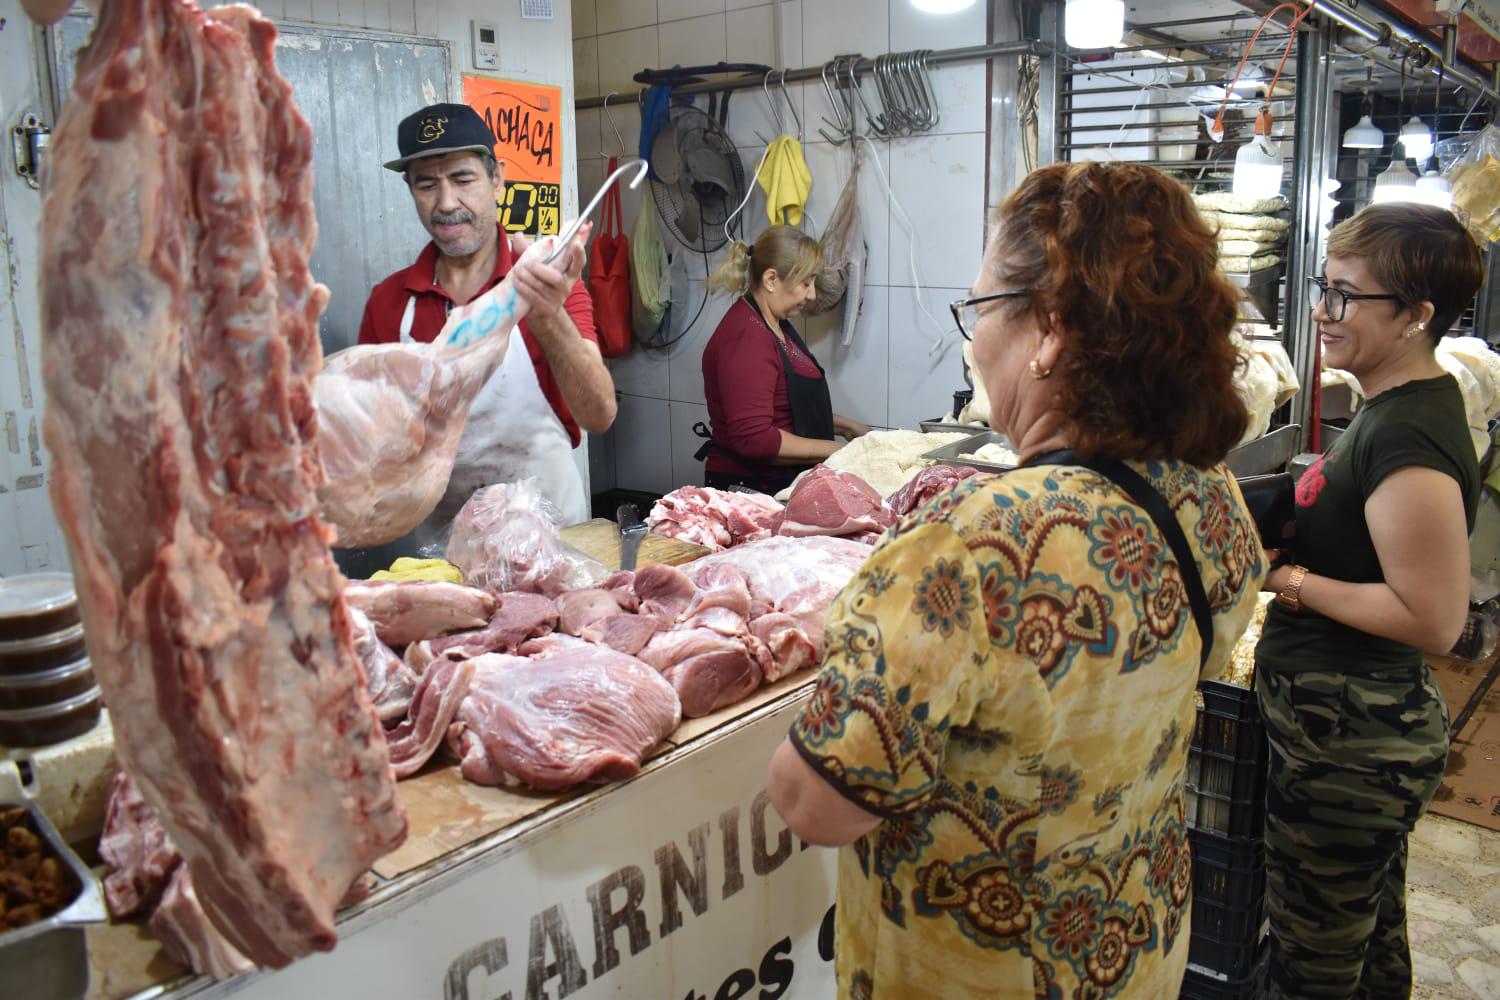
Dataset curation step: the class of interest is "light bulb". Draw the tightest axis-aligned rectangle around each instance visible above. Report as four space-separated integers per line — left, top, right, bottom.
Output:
1233 135 1283 200
911 0 978 11
1341 114 1384 150
1371 158 1419 204
1398 117 1434 162
1414 169 1453 210
1065 0 1125 49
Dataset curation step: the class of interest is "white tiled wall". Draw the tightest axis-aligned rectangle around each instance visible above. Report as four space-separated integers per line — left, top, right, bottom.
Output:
576 0 987 497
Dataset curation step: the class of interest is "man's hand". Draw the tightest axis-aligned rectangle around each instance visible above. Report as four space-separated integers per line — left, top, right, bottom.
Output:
510 222 591 325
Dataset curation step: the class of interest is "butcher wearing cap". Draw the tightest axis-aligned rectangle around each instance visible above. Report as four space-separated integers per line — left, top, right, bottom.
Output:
359 102 615 531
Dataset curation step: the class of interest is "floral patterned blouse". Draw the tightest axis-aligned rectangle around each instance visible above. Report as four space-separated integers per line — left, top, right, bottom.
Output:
790 460 1265 998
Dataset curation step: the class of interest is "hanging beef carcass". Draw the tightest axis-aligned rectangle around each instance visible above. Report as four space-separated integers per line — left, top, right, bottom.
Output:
40 0 403 967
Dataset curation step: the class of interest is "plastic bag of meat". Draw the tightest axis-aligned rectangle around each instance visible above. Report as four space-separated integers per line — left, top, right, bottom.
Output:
444 480 608 594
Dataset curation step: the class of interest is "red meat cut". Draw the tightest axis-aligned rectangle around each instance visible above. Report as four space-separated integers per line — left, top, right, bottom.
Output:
447 649 682 790
777 466 897 540
886 464 978 516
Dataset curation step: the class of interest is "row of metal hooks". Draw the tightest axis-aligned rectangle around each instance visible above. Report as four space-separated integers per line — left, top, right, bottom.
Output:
819 50 941 143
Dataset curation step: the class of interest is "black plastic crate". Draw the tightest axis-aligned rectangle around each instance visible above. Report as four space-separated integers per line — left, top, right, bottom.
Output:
1181 962 1262 1000
1187 831 1267 982
1185 680 1268 839
1190 829 1265 908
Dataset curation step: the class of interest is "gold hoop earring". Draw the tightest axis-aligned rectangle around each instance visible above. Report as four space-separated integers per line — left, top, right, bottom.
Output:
1029 360 1052 380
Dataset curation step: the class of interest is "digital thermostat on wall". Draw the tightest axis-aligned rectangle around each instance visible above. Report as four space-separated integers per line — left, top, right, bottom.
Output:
520 0 554 18
471 20 500 70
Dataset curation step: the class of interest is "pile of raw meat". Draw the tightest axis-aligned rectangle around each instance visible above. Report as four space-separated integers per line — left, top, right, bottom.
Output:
647 463 979 551
43 0 401 975
645 486 783 551
341 533 872 792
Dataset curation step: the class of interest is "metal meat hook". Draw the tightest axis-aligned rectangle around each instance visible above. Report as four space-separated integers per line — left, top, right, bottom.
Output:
542 158 650 265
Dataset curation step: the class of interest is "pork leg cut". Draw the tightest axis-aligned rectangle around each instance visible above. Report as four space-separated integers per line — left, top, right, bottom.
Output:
40 0 403 966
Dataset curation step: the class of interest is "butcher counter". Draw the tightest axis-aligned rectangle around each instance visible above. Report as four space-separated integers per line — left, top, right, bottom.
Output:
74 519 843 1000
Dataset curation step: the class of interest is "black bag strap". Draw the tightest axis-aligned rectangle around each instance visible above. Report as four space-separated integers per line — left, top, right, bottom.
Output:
1028 450 1215 669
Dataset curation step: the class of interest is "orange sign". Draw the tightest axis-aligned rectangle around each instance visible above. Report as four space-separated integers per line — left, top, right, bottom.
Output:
463 75 563 236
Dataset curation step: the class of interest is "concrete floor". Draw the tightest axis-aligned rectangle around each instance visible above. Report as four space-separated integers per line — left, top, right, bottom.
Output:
1409 813 1500 998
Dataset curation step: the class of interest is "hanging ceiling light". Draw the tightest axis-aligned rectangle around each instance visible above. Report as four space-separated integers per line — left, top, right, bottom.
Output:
1342 115 1384 149
1343 65 1383 150
1371 158 1419 203
1398 116 1435 161
1065 0 1125 49
1415 169 1454 209
910 0 978 12
1233 120 1284 200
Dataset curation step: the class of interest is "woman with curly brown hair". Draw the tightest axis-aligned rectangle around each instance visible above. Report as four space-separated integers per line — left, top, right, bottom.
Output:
766 162 1267 997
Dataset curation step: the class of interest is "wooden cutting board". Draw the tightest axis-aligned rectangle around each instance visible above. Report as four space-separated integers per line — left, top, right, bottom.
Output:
559 518 709 571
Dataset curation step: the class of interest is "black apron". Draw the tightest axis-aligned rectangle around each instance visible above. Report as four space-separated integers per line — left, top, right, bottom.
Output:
696 296 836 495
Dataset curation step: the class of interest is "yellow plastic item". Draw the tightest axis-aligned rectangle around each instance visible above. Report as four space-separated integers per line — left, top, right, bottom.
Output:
757 136 812 226
369 557 464 584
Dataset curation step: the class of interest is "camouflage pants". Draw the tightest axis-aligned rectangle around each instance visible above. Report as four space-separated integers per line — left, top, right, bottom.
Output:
1255 665 1449 999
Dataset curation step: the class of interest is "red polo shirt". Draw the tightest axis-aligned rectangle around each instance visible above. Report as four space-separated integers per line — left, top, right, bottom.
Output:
356 227 598 447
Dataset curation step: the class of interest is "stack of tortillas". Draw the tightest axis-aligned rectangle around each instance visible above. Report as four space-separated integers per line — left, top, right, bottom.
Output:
1194 191 1289 274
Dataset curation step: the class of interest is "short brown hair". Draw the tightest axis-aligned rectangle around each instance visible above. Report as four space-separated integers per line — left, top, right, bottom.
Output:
991 163 1248 467
1325 203 1483 339
706 225 821 295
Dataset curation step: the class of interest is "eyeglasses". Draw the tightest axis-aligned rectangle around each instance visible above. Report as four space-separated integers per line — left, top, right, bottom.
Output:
1306 276 1404 323
949 290 1028 341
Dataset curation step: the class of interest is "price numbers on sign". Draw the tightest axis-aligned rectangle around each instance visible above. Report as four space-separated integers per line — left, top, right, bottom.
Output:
501 182 561 236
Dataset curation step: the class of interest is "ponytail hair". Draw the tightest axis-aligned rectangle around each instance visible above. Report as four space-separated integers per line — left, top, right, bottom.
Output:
706 225 821 296
706 240 753 294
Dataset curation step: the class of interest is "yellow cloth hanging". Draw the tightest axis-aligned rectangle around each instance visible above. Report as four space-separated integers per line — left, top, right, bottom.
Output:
370 557 465 584
757 136 812 226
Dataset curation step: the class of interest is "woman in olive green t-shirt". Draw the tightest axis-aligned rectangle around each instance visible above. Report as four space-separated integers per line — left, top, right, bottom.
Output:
1255 204 1483 999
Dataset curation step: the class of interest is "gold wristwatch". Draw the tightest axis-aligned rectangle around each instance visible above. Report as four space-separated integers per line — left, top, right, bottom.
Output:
1276 565 1309 612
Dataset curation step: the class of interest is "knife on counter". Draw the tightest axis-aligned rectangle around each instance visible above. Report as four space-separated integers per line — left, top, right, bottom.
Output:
617 504 648 571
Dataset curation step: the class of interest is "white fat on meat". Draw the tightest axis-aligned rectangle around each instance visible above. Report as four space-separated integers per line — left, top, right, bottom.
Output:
446 649 681 790
385 658 476 779
349 608 418 724
344 580 497 647
40 0 403 967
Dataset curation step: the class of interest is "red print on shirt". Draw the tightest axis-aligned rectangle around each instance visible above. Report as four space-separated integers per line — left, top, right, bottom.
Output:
1296 454 1327 508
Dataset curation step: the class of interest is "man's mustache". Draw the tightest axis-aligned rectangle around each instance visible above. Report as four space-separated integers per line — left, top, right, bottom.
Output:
431 209 476 227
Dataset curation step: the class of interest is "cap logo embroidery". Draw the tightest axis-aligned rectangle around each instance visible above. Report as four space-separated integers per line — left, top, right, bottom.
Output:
417 115 448 143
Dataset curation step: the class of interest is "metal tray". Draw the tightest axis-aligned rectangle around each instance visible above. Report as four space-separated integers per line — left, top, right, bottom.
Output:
921 430 1019 475
0 799 106 1000
1226 424 1301 477
919 417 989 435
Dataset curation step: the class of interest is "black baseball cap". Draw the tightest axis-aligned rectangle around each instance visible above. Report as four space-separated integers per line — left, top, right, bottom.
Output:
383 103 497 172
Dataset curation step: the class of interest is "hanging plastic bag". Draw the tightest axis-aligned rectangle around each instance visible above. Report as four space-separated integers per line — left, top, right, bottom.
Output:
588 156 634 357
1444 123 1500 244
806 151 864 316
630 193 670 343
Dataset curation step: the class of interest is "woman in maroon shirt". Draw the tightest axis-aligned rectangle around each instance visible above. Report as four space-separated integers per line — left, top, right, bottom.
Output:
698 226 870 493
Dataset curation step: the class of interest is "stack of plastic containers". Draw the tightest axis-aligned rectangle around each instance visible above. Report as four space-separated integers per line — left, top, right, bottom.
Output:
0 575 100 748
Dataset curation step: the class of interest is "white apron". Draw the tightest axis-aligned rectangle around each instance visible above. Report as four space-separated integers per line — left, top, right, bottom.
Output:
401 296 589 541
